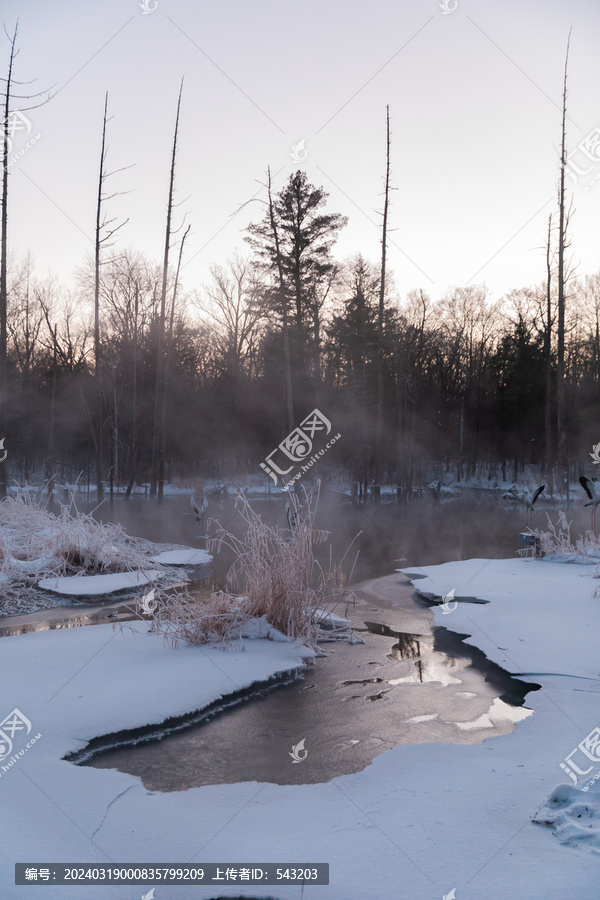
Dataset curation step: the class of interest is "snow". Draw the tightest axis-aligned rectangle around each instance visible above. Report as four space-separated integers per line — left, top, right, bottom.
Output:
150 548 212 566
400 556 600 862
8 555 54 574
1 555 598 898
533 781 600 853
37 570 165 596
239 614 291 642
314 608 352 626
399 557 598 677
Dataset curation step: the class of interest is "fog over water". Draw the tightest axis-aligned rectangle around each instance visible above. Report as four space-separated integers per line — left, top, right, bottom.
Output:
80 489 595 585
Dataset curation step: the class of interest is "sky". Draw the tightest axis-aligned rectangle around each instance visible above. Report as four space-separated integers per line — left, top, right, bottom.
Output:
2 0 600 304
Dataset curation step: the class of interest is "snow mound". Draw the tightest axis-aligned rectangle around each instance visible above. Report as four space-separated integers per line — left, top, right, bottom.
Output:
38 570 164 596
8 555 54 574
240 614 291 642
533 781 600 854
150 547 212 566
315 608 352 626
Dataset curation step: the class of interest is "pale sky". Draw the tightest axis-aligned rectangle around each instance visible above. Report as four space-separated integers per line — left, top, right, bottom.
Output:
2 0 600 303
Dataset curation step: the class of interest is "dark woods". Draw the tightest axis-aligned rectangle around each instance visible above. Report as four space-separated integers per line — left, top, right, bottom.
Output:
0 30 592 496
3 166 599 494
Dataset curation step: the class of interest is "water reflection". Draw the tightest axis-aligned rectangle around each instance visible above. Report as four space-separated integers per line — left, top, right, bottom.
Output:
80 610 538 790
452 696 533 730
363 621 462 685
362 622 424 660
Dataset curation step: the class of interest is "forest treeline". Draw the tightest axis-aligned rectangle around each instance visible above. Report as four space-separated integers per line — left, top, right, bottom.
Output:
3 167 600 494
1 24 589 498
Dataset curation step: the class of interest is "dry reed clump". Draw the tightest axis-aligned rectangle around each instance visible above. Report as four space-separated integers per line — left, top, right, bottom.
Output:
152 487 361 648
527 511 600 560
149 585 253 648
0 495 158 596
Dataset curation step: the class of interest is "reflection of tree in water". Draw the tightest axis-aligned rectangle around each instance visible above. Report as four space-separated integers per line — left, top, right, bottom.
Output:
403 650 459 685
388 633 423 660
364 622 425 660
364 622 462 685
415 658 423 683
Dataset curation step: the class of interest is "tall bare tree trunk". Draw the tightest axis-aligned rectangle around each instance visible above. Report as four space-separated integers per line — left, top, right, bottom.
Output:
109 382 118 502
458 372 468 482
94 93 108 499
46 322 57 502
0 25 18 499
545 213 554 491
126 285 139 497
158 222 190 495
375 105 391 489
153 79 183 499
557 31 571 501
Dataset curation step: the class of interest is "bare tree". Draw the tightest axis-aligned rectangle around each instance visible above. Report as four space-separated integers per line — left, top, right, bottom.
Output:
556 29 573 498
374 105 391 490
158 221 190 496
0 21 52 495
199 253 265 379
544 213 555 488
151 78 184 499
7 255 43 478
93 92 129 497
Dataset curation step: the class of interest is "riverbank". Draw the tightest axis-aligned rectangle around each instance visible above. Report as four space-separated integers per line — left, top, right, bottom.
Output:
1 559 597 898
80 581 535 789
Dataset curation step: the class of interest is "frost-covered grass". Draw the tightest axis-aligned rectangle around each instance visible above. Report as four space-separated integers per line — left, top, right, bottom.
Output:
0 495 166 610
527 511 600 563
151 487 360 648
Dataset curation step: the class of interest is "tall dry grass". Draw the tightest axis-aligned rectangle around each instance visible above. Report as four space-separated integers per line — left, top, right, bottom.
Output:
527 512 600 561
151 487 361 648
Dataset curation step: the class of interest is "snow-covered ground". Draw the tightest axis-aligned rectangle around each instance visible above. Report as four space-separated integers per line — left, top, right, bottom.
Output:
1 556 598 898
0 492 213 615
37 570 166 596
150 549 212 566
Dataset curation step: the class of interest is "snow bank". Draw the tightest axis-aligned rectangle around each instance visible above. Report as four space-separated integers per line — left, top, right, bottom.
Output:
37 570 165 596
315 608 352 626
240 614 290 642
1 555 598 898
150 548 212 566
0 623 314 899
533 781 600 854
402 556 600 862
401 557 598 677
0 498 214 616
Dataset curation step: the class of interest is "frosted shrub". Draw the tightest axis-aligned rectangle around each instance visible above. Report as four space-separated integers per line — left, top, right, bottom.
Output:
0 495 160 606
529 511 600 561
153 487 360 648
